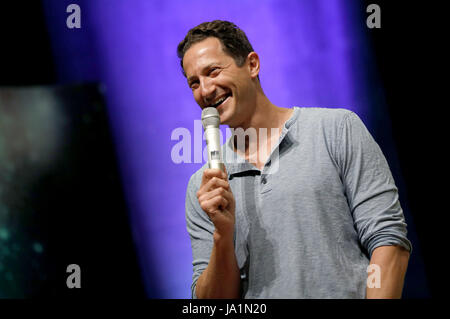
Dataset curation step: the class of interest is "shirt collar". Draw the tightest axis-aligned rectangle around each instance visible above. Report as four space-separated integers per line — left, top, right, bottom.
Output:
222 107 300 176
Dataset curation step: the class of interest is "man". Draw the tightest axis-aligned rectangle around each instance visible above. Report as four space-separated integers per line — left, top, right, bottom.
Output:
178 20 411 299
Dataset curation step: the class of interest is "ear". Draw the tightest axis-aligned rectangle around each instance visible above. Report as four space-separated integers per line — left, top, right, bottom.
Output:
247 52 260 79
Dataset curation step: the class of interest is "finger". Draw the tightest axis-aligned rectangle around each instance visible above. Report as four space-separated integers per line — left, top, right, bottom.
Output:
223 165 228 179
200 176 230 193
219 189 235 211
201 168 224 186
201 195 229 214
198 186 228 203
199 188 234 214
222 185 234 200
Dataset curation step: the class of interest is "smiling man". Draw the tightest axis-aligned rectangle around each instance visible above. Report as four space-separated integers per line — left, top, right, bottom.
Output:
178 20 411 299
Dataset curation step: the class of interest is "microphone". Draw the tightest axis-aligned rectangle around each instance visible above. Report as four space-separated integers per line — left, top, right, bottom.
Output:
201 107 224 171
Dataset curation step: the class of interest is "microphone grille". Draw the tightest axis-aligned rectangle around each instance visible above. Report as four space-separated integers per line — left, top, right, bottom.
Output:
201 107 220 128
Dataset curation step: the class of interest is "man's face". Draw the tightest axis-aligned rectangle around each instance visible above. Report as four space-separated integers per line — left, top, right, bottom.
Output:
183 37 256 127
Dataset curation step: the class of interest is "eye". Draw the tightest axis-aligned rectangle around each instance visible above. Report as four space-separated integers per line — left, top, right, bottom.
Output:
189 81 199 90
208 67 220 76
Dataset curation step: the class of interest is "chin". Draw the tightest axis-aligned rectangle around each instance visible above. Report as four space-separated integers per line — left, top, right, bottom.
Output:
219 110 232 126
219 116 228 126
218 103 234 126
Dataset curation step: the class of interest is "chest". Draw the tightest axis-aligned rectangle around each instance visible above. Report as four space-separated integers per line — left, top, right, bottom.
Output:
229 141 347 234
238 130 282 171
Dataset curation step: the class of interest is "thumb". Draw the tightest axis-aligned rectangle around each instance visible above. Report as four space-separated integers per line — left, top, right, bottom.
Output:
223 164 228 179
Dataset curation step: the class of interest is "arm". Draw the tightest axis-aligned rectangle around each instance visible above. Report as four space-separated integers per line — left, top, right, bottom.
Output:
195 232 241 298
192 168 240 298
366 245 410 299
336 111 412 297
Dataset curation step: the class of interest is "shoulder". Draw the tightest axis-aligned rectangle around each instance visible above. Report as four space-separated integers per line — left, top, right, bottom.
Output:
297 107 354 125
292 107 357 137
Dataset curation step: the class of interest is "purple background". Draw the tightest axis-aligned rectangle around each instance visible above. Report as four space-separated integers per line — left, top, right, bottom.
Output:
41 0 425 298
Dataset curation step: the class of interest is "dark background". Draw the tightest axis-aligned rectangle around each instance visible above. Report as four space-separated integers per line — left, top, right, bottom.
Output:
362 0 444 298
0 3 146 297
0 1 444 298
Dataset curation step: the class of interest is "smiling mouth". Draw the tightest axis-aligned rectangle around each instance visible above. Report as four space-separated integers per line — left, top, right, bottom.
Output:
210 94 231 108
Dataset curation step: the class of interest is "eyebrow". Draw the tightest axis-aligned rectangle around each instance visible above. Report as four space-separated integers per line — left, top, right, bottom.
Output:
187 63 219 84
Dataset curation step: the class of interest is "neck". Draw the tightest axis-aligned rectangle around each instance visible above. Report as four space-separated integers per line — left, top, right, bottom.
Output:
233 90 287 132
230 89 293 158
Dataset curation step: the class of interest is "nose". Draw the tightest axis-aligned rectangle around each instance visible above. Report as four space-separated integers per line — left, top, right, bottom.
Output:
200 77 216 106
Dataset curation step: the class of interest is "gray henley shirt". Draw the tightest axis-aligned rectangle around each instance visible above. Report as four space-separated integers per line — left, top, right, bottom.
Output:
185 107 412 299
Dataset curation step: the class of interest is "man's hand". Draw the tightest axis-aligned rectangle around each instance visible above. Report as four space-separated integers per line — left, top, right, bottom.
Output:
196 168 235 242
195 167 240 299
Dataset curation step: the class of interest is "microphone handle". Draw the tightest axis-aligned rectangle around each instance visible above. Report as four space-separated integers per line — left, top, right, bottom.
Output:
210 161 224 171
205 125 224 172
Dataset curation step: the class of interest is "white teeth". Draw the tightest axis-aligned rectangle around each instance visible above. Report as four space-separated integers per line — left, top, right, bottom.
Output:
212 96 228 107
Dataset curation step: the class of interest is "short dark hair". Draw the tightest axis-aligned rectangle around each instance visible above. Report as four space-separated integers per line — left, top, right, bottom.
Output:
177 20 255 77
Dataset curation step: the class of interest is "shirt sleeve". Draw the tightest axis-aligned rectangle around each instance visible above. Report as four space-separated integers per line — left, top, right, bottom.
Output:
337 111 412 258
185 172 215 299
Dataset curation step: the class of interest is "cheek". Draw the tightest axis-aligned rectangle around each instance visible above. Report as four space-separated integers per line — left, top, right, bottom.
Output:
193 91 202 105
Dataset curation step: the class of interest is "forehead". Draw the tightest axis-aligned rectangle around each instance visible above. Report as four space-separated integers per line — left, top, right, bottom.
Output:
183 37 232 76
